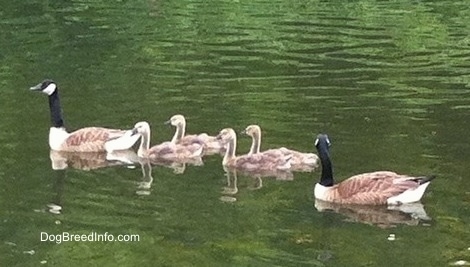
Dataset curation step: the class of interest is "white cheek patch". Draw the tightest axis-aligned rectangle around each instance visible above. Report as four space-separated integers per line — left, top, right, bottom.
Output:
43 83 57 95
314 138 319 146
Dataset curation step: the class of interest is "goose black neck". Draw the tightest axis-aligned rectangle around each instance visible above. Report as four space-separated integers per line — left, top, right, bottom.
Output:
316 143 334 186
48 90 64 128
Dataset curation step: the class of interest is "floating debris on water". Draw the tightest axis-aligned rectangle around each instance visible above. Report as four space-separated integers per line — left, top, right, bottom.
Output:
451 260 470 266
219 196 237 203
387 234 396 241
55 220 61 225
40 260 47 264
23 250 35 255
136 190 151 196
49 209 61 215
47 204 62 210
47 203 62 215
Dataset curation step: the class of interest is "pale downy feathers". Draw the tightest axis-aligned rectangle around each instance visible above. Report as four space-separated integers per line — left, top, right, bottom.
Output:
242 124 319 171
216 128 291 171
131 121 203 160
166 114 225 155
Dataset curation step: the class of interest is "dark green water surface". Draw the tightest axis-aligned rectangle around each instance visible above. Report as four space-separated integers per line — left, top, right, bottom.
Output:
1 0 470 266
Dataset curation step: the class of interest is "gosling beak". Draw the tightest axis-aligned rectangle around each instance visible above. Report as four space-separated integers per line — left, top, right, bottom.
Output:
29 82 42 91
131 128 139 136
164 120 171 125
239 129 247 135
216 134 223 141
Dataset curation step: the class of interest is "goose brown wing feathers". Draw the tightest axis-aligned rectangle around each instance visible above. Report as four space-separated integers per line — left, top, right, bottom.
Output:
334 171 422 205
63 127 126 152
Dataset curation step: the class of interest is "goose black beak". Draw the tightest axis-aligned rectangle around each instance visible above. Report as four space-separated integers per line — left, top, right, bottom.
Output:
29 83 42 91
131 128 139 136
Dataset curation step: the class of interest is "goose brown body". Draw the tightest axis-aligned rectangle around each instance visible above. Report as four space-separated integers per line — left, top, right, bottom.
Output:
243 125 319 170
314 134 434 205
54 127 134 152
132 121 203 161
316 171 432 205
167 114 224 155
216 128 291 171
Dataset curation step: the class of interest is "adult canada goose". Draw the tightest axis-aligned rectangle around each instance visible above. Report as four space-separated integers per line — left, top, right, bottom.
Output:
131 121 203 160
30 79 140 152
314 134 435 205
242 125 319 170
216 128 291 171
166 114 225 155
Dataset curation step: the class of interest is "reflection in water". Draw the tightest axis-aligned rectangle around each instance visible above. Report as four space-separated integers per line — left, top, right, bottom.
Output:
220 168 295 202
315 199 431 228
135 160 154 196
220 170 238 203
47 150 155 214
47 169 66 215
49 150 138 170
224 166 294 181
151 156 204 174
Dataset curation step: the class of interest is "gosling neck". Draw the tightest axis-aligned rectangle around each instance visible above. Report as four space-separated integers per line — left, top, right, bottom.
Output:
138 129 151 157
223 134 237 166
316 142 334 187
171 122 186 143
48 90 65 128
248 130 261 155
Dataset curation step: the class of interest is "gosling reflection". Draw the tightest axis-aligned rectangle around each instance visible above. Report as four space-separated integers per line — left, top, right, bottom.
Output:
150 156 203 174
220 170 238 203
219 168 295 203
135 160 154 196
315 199 431 228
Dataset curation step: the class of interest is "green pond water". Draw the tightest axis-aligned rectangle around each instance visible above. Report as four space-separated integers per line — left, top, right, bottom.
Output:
1 0 470 266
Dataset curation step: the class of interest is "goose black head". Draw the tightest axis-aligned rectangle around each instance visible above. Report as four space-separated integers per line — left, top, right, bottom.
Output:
314 134 331 149
30 79 57 96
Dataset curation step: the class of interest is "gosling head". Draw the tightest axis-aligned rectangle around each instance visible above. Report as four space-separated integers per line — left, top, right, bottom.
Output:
131 121 151 136
314 134 331 150
30 79 57 96
216 128 236 143
241 125 261 137
165 114 186 126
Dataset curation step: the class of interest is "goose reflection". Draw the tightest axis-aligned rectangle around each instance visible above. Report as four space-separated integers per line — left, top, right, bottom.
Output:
50 150 139 170
47 150 155 214
315 199 431 228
